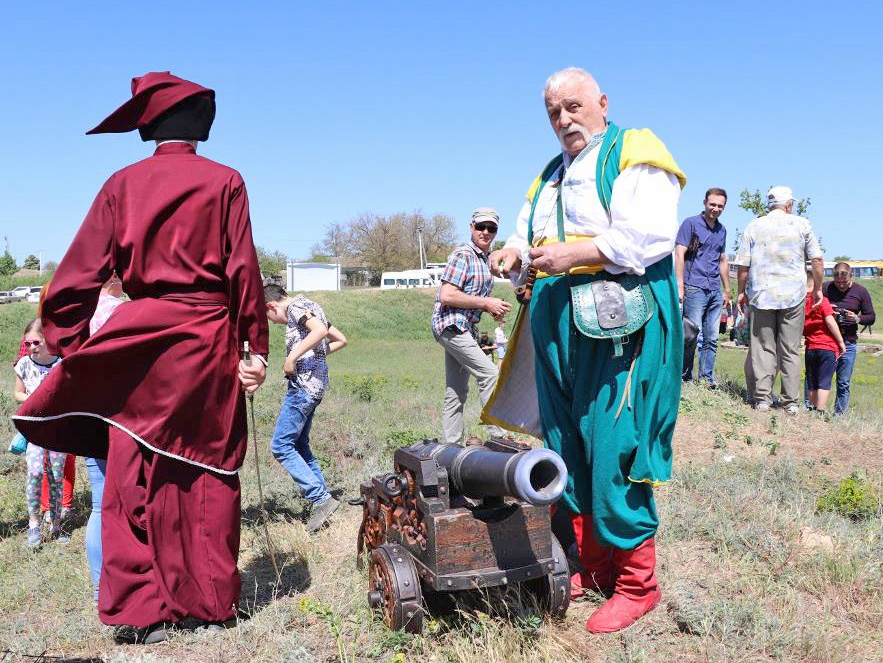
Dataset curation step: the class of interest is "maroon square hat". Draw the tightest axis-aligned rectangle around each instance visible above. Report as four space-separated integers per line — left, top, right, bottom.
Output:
86 71 215 135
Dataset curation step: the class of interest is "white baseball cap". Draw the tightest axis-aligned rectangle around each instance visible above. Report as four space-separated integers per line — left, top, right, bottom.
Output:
471 207 499 227
767 185 794 207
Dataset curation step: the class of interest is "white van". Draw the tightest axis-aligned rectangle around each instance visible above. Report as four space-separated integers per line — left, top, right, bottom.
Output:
379 269 442 290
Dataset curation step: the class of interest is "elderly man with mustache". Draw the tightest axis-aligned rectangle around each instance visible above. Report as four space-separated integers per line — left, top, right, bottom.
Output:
486 67 686 633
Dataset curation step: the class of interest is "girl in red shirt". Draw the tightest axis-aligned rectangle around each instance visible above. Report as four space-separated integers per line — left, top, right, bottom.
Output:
803 272 846 412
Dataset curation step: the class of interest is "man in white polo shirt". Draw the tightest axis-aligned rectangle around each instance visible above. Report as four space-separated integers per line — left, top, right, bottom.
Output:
736 186 823 414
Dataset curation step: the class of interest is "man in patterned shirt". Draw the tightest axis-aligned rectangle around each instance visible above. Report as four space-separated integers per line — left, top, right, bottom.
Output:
431 207 511 445
736 186 823 414
264 283 340 532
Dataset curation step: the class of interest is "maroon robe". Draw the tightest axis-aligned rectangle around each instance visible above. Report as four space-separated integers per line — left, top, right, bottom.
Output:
13 141 269 626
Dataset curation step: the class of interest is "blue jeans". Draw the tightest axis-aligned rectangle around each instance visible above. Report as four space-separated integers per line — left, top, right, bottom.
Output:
85 456 106 602
270 384 330 505
834 341 858 416
682 285 724 382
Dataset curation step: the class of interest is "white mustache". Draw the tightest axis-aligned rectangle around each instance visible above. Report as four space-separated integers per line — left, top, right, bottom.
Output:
558 124 592 143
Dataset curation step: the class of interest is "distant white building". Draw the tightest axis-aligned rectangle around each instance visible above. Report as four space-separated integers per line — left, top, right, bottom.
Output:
286 262 341 292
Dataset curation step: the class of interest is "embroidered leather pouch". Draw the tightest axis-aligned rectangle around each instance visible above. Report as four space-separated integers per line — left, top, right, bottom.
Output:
570 274 655 357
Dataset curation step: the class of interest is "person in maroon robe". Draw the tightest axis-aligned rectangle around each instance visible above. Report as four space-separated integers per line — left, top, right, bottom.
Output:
12 71 269 644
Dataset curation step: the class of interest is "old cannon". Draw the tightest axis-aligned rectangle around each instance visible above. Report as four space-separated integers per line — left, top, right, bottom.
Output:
357 438 571 633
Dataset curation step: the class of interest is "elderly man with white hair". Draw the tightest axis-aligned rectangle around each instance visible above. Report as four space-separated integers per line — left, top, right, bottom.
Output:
485 67 686 633
736 186 823 414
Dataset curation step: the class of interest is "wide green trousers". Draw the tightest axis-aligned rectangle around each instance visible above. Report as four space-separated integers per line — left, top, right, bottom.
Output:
529 256 683 549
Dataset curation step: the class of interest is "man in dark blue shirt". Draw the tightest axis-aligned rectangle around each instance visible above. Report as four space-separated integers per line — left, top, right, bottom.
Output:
676 188 731 385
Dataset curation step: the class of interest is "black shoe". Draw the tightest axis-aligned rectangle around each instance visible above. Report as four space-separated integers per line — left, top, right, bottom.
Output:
177 616 233 633
113 622 173 645
49 526 70 544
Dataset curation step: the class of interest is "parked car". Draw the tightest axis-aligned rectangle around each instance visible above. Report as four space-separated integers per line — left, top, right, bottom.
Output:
0 291 12 304
26 286 44 303
10 286 33 299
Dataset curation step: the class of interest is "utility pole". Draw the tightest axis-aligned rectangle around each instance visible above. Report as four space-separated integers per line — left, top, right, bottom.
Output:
416 224 426 270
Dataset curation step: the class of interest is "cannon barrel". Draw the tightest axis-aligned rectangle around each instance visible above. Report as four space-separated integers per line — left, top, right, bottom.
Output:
416 441 567 506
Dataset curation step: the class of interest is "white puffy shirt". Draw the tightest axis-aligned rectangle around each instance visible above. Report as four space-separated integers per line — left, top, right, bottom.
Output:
503 142 681 276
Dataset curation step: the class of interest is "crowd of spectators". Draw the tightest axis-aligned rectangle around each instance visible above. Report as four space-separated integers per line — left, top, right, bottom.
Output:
677 185 875 418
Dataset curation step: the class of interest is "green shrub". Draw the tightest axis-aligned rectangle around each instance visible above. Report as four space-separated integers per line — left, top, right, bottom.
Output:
337 374 389 402
816 474 881 520
383 428 434 453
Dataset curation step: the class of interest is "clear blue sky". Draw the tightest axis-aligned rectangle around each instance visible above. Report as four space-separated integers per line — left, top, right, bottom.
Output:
2 1 881 265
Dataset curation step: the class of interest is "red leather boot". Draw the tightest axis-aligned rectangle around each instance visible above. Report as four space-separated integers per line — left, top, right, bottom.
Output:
569 513 615 600
585 537 660 633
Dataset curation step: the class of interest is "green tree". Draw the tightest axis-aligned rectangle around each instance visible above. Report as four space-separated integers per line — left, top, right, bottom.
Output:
833 255 852 263
738 188 811 218
492 240 506 252
306 252 332 263
731 228 744 255
22 254 40 270
0 251 16 276
44 260 59 273
255 245 288 277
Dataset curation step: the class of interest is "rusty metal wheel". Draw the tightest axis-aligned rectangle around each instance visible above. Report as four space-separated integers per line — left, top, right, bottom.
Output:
528 534 571 620
367 543 423 633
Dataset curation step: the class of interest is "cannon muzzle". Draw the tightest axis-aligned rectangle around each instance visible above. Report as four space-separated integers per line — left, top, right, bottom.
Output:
415 441 567 506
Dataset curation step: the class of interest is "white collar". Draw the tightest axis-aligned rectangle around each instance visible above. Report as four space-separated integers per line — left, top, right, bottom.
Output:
156 140 196 147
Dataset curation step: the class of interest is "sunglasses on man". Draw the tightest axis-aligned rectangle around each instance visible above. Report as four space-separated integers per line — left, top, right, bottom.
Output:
474 223 498 233
833 271 850 277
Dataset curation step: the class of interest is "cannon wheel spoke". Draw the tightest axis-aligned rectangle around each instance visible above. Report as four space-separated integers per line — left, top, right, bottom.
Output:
368 543 424 633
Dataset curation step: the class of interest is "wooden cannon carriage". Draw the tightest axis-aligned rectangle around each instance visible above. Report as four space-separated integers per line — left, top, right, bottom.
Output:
356 438 571 632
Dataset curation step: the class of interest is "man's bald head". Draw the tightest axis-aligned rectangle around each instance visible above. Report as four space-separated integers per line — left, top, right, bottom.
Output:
543 67 608 157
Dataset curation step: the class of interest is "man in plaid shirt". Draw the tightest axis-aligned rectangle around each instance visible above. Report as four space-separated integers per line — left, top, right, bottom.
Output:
431 207 512 444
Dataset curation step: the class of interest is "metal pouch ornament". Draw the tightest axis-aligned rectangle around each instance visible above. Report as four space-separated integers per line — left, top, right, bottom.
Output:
570 274 655 357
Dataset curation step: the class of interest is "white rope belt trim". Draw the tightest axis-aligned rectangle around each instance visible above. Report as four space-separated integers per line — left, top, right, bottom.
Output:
10 412 241 476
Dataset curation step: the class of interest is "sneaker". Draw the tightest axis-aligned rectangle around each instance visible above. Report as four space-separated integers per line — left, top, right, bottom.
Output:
306 497 340 533
49 526 70 544
60 507 72 522
42 510 52 524
26 526 41 548
784 404 799 415
755 403 770 413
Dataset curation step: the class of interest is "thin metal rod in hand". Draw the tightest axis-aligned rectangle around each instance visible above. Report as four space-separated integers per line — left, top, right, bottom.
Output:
248 391 281 582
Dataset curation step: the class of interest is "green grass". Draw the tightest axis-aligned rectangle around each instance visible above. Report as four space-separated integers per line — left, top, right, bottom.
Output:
0 273 53 292
0 288 881 662
712 345 882 423
858 278 883 314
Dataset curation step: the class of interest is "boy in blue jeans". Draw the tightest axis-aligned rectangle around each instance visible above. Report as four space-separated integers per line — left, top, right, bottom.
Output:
264 284 347 533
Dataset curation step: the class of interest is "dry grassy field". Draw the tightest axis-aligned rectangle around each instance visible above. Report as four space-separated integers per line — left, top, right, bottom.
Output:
0 288 881 663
